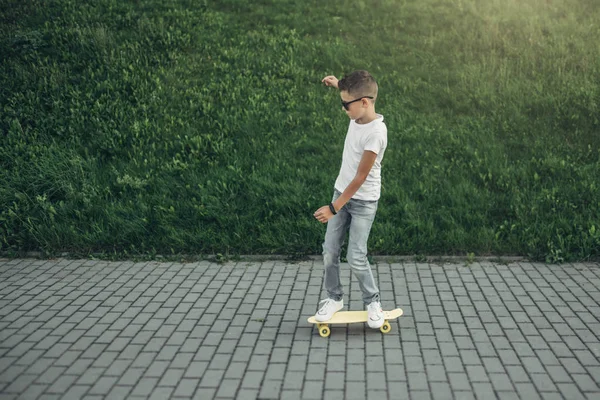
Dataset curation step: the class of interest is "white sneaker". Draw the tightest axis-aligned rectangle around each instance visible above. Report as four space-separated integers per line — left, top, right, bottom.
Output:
314 298 343 322
367 301 384 328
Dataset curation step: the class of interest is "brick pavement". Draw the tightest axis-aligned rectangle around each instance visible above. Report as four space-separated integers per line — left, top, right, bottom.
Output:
0 258 599 399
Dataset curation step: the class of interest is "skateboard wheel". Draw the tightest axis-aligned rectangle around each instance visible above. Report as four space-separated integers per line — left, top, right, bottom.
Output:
380 321 391 334
319 326 330 338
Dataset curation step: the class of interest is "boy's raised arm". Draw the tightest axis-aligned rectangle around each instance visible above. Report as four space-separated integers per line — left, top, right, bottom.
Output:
322 75 339 88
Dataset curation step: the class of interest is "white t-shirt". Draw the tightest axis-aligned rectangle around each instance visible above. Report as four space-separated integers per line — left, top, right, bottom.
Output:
334 114 387 201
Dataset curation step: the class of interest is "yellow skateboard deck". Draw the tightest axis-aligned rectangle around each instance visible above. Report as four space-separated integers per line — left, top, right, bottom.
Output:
307 308 403 337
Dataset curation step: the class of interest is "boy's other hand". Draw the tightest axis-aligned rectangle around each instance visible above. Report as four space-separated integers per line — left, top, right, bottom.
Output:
321 75 339 88
314 205 334 224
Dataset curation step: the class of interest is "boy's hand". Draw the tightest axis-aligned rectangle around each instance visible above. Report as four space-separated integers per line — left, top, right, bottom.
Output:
314 205 334 224
321 75 339 88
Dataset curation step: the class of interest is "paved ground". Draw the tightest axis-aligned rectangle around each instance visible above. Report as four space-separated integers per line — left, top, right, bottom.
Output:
0 258 599 400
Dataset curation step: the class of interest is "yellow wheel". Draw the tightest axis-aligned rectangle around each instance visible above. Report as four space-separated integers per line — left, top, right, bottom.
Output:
380 321 391 334
319 325 331 337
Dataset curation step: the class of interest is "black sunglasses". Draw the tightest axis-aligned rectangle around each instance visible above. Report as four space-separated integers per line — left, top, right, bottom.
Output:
341 96 374 110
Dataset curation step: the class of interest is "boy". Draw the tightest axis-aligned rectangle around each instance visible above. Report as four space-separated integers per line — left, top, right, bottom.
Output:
313 70 388 329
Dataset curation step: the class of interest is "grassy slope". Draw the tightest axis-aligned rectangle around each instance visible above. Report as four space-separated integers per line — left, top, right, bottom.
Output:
1 0 599 260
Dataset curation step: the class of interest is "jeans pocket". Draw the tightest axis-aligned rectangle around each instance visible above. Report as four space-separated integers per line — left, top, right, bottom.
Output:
353 198 378 216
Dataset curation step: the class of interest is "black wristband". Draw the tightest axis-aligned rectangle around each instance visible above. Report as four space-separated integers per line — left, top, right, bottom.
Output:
328 203 337 215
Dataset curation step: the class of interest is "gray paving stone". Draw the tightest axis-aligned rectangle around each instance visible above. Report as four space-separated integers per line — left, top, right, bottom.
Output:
258 379 282 399
572 373 600 392
117 367 144 386
173 378 199 397
193 387 217 399
241 370 264 390
16 383 47 399
61 384 91 399
131 378 158 396
46 374 79 394
88 376 119 395
346 363 366 382
448 372 471 391
443 356 465 373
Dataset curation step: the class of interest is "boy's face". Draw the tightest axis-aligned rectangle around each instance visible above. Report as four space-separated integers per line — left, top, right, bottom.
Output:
340 90 372 120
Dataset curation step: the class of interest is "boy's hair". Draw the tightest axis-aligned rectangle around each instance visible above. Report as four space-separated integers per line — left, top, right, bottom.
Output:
338 70 378 101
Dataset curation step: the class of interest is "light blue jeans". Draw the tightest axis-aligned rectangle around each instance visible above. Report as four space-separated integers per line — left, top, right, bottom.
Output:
322 189 380 305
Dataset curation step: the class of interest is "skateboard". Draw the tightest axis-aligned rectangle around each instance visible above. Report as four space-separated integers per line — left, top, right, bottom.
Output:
307 308 403 337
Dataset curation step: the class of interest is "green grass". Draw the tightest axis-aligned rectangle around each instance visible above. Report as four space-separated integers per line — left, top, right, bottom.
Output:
1 0 599 261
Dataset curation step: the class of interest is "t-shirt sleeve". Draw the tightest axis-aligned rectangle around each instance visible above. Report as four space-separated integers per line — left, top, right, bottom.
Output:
363 129 386 155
